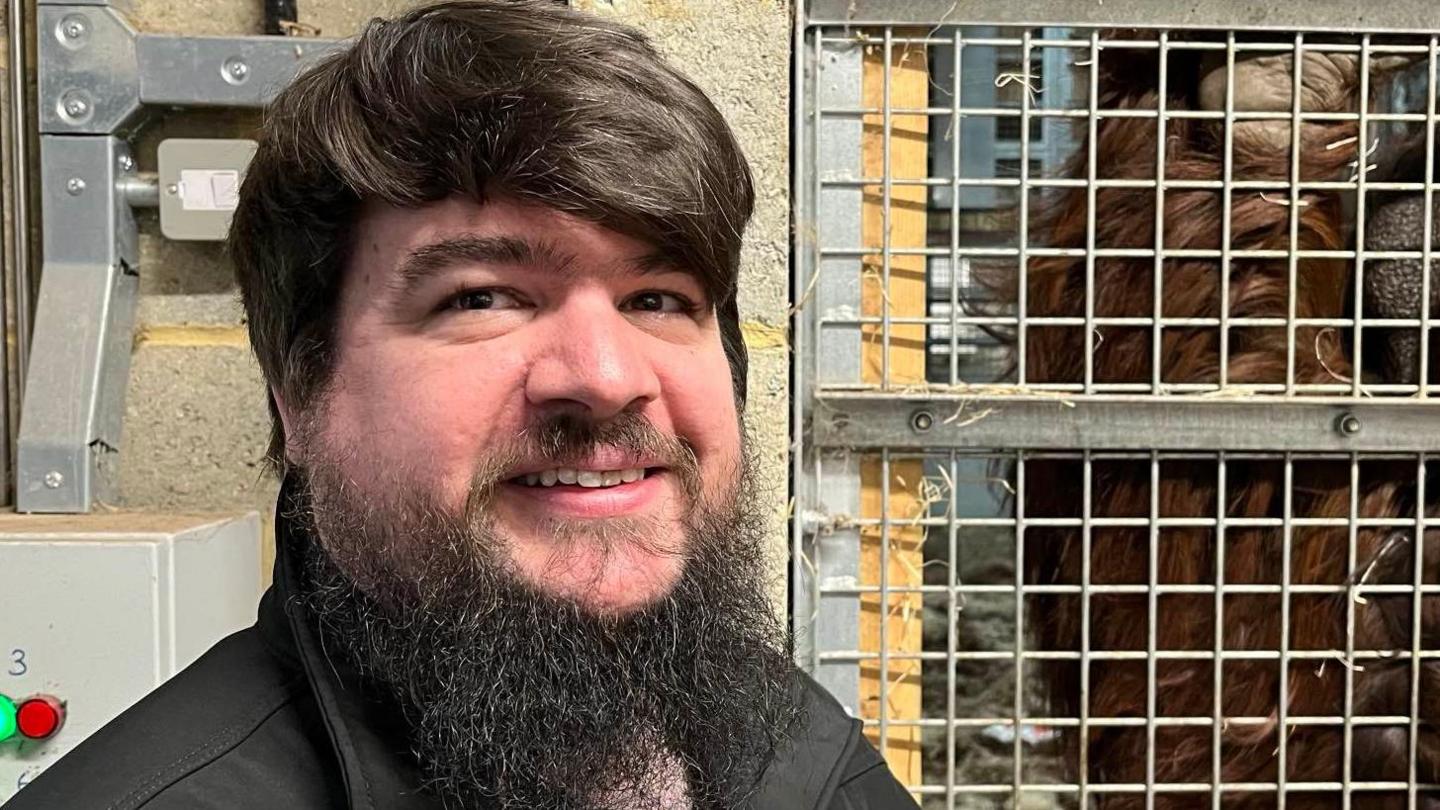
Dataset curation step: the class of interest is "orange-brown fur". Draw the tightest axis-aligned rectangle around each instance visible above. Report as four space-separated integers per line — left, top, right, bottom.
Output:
992 43 1440 808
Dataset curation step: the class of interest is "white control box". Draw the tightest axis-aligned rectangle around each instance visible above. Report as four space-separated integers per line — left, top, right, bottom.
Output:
0 513 263 804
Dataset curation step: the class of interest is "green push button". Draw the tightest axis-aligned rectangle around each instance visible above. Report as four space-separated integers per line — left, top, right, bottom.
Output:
0 695 15 742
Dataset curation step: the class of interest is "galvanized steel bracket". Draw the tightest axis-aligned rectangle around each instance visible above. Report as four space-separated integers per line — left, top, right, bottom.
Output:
36 6 140 136
18 136 137 511
814 393 1440 453
19 2 343 512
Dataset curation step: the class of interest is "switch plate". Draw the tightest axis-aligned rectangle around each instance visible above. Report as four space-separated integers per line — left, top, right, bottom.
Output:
157 138 257 241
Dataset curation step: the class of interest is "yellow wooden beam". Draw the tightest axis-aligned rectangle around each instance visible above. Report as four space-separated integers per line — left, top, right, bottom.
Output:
133 324 250 349
858 30 929 789
740 319 788 351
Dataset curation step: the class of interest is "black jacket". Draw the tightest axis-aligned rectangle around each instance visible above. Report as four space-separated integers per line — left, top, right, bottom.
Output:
10 505 919 809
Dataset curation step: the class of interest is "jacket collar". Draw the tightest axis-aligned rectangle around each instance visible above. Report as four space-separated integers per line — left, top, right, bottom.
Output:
257 475 436 810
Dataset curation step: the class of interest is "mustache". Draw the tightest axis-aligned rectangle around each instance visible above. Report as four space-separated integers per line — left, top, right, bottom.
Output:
467 411 703 504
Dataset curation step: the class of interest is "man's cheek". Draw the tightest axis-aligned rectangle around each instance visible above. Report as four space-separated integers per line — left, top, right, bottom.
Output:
366 373 500 485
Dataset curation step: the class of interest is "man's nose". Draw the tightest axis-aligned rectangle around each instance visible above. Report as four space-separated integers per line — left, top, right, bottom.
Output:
524 296 661 420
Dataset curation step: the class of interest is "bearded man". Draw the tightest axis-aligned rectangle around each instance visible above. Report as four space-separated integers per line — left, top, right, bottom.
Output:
9 2 918 808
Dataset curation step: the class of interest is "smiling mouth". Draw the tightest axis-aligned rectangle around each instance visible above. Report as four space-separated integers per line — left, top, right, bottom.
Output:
508 467 659 489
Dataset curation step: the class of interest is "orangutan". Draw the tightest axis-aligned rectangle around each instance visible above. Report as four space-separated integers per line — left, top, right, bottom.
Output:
979 34 1440 809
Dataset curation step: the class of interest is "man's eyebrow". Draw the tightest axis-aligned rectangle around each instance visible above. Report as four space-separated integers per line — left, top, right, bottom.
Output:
391 235 565 295
624 251 714 302
631 250 682 276
389 235 694 297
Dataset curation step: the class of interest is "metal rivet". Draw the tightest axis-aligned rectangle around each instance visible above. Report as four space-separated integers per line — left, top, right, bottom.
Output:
222 58 250 85
43 471 64 489
59 91 91 121
910 409 935 433
166 183 179 195
59 15 87 43
1337 413 1362 437
118 154 135 173
65 177 86 195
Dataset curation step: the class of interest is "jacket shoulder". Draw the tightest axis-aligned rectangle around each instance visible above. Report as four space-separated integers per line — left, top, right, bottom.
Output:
818 677 919 808
7 627 339 810
795 673 920 810
756 671 919 809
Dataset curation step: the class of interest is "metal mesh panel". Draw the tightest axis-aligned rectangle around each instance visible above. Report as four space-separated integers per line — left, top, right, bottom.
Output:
792 16 1440 809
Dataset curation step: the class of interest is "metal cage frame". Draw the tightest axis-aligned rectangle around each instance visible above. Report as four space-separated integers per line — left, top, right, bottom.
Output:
791 1 1440 806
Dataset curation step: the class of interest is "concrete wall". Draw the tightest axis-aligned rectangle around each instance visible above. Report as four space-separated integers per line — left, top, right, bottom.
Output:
115 0 794 587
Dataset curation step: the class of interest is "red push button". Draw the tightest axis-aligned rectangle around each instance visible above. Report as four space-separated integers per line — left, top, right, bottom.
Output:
16 695 63 740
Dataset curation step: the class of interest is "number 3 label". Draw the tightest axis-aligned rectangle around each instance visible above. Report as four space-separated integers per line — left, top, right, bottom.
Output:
8 649 26 676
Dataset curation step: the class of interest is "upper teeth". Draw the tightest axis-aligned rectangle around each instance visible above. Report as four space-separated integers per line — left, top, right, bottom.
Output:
517 468 646 488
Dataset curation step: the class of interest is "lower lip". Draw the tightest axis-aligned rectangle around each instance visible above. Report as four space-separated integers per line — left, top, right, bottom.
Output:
501 471 666 519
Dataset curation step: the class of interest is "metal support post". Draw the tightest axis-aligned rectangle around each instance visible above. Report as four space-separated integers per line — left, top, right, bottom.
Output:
17 135 137 511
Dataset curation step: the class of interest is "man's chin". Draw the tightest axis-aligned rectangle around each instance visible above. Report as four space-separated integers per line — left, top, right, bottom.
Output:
507 533 689 616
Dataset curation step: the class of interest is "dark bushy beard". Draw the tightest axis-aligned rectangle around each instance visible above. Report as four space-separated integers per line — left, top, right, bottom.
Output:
290 414 801 809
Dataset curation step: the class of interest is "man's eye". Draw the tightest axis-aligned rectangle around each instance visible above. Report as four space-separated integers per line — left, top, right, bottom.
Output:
625 291 695 314
445 288 522 311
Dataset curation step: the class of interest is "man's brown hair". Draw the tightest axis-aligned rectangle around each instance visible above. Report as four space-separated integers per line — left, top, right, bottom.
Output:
229 0 754 468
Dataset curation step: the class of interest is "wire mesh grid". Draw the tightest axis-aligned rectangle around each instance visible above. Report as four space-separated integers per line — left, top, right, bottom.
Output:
791 17 1440 810
800 27 1440 396
797 448 1439 808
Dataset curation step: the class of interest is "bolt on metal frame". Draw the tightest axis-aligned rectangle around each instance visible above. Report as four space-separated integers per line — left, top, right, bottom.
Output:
18 0 342 512
792 1 1440 806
